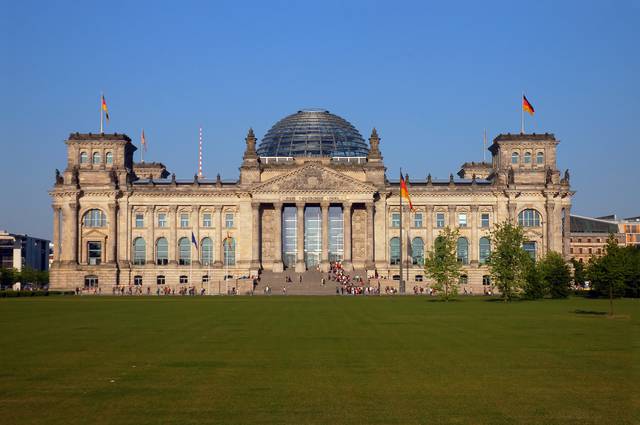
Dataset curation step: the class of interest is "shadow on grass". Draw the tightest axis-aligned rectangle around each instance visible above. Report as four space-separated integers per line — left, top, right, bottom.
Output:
425 298 462 303
573 309 607 316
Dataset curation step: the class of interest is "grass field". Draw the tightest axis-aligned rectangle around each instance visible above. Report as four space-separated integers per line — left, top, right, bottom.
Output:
0 296 637 425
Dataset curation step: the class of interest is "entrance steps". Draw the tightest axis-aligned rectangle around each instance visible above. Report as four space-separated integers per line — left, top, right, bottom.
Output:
255 269 368 295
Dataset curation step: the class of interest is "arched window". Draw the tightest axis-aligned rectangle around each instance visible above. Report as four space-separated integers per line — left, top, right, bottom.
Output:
201 237 213 265
411 237 424 265
536 152 544 164
92 152 101 164
479 237 491 264
178 237 191 265
459 275 468 285
457 237 469 265
511 152 519 164
389 237 400 265
523 152 532 164
156 237 168 265
83 209 106 227
133 237 146 265
80 151 88 164
223 237 235 266
105 151 113 164
518 209 541 227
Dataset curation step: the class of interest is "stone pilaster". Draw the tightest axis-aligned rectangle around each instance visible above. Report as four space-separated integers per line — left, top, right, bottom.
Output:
62 201 78 264
146 206 155 264
425 205 434 252
365 202 375 269
295 202 306 272
448 205 456 228
107 203 118 263
272 202 283 272
215 207 223 266
342 202 352 270
545 198 555 254
192 205 201 266
169 205 178 265
320 202 330 272
251 202 261 270
470 205 479 263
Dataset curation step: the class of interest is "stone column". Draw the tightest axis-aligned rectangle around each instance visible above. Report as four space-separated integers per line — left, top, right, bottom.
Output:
251 202 261 270
215 207 223 266
366 202 375 269
342 202 352 269
320 202 330 272
52 206 60 263
562 205 571 258
146 206 155 264
470 206 479 264
169 206 178 265
545 199 555 254
107 203 118 263
64 201 79 264
272 202 283 272
295 202 306 272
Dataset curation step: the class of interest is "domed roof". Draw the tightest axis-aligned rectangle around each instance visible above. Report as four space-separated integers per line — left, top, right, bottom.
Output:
256 109 369 157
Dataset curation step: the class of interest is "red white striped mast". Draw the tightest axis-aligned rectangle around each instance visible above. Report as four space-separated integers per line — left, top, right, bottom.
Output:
198 127 204 178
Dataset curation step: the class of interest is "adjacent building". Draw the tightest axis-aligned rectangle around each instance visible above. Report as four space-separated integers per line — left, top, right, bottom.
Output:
0 231 50 271
49 109 573 292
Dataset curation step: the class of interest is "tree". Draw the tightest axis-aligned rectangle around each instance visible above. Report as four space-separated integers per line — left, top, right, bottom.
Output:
424 227 461 301
523 259 545 299
539 251 572 298
586 235 627 315
488 221 530 302
571 258 586 288
0 268 18 289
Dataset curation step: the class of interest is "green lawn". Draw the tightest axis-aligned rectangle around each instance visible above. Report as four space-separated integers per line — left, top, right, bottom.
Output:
0 296 637 425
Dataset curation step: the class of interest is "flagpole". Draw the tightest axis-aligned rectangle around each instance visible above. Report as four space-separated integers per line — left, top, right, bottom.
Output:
521 92 524 134
399 167 403 294
141 130 144 163
100 92 103 134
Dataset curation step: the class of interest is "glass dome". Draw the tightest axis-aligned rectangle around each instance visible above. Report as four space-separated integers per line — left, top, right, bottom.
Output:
256 109 369 157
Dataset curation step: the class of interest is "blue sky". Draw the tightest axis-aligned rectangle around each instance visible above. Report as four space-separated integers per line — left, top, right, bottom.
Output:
1 0 639 240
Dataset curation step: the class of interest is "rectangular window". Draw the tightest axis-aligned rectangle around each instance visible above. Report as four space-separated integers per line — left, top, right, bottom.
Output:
158 213 167 228
436 213 445 228
413 213 423 228
225 213 234 228
458 213 467 228
156 275 165 285
481 213 490 228
391 212 400 228
180 213 189 228
523 241 537 261
87 241 102 265
135 214 144 228
202 213 212 228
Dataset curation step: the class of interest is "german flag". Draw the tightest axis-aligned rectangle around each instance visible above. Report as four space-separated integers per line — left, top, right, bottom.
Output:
400 174 414 211
522 95 534 116
102 95 110 121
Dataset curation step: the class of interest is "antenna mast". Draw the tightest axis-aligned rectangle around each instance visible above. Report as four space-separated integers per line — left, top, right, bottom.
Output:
198 127 204 178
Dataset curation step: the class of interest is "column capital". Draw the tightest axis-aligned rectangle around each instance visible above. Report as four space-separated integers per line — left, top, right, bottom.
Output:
343 201 353 209
471 205 479 212
168 205 178 213
251 201 261 209
273 201 283 209
295 201 306 208
425 204 434 212
320 201 330 209
365 202 374 211
68 202 78 210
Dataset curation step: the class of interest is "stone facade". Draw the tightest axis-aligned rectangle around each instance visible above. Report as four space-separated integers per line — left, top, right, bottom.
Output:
49 121 573 294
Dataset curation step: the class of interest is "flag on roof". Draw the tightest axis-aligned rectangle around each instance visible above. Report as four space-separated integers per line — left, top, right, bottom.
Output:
522 95 535 115
400 173 414 211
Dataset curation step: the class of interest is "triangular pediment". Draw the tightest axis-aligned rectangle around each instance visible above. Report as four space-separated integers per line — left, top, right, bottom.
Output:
252 162 376 194
83 229 107 238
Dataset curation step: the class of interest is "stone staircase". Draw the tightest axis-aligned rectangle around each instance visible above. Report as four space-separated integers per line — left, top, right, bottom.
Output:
254 269 369 295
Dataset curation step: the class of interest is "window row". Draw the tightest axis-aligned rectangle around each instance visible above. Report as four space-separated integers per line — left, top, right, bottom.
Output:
80 151 113 165
511 151 544 165
388 236 492 266
390 212 492 228
132 237 236 266
84 274 214 287
134 212 234 228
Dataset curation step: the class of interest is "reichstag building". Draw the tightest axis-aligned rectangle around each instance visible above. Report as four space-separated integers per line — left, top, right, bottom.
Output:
49 109 573 292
